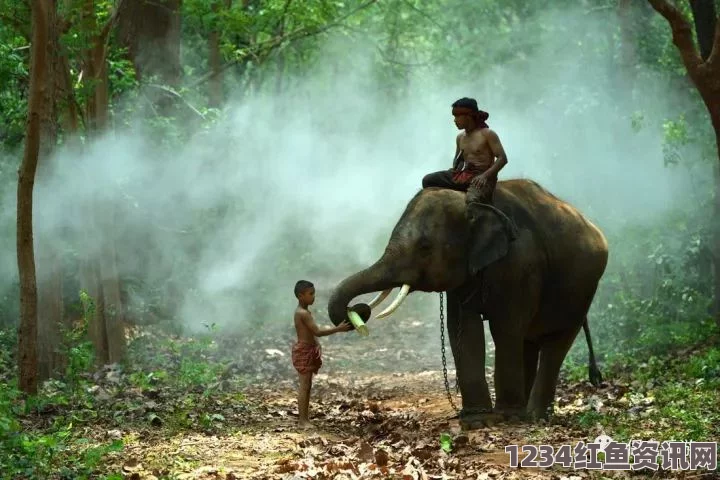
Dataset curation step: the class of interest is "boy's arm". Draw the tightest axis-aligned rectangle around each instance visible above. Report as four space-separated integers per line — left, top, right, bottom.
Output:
299 310 351 337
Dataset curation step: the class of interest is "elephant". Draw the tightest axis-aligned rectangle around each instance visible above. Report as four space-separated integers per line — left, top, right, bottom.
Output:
327 179 608 430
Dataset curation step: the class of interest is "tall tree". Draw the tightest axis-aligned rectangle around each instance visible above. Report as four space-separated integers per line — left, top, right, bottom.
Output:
273 0 292 96
646 0 720 329
207 0 228 107
18 0 51 394
117 0 183 87
618 0 639 85
80 0 127 364
36 0 65 382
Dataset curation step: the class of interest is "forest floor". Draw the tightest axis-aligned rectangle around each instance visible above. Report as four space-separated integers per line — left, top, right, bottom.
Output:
8 295 720 480
109 369 613 480
56 306 717 480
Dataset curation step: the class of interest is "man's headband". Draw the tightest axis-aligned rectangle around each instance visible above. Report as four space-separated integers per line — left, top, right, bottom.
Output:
452 106 477 116
452 105 489 127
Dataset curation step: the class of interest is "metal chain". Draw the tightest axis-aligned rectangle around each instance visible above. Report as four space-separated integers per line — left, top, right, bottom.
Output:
455 299 462 394
439 291 460 412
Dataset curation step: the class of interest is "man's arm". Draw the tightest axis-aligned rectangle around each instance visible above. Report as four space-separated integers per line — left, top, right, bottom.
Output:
451 133 464 170
480 129 508 177
299 311 350 337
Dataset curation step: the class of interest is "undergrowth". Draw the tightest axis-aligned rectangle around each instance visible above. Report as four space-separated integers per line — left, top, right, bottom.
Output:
559 205 720 446
0 305 124 480
0 295 248 480
567 333 720 441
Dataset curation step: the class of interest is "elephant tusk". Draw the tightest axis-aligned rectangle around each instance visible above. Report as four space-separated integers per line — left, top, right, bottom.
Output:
375 284 411 319
367 289 392 309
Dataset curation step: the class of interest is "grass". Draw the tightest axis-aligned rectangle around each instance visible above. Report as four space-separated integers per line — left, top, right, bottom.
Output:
0 319 253 479
562 316 720 446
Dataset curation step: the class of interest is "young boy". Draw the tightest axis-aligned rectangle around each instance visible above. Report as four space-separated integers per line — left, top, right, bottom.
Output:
292 280 351 428
422 97 509 207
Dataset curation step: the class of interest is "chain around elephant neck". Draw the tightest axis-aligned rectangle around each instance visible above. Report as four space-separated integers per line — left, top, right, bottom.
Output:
439 292 460 412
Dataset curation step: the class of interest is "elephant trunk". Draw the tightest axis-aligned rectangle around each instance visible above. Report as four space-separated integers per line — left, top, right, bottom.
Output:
327 258 398 326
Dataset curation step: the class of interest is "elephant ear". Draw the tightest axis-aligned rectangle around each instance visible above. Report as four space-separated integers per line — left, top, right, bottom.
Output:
467 204 519 276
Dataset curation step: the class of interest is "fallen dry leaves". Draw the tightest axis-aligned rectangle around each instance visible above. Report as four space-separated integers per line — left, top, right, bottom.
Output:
100 362 694 480
26 316 709 480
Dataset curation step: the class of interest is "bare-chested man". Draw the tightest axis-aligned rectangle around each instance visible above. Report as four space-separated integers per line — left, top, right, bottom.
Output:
291 280 351 428
422 97 508 207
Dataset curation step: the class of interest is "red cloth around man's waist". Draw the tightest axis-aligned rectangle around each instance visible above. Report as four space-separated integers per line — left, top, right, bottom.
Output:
452 165 493 184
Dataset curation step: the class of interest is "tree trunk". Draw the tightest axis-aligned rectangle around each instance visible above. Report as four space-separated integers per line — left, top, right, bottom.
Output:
44 1 85 374
117 0 183 87
81 260 108 364
711 109 720 330
80 0 109 366
59 0 80 132
84 3 110 132
36 249 63 380
18 0 50 395
98 210 125 363
208 1 223 108
36 0 66 383
274 1 288 96
80 0 126 365
618 0 639 85
90 36 126 363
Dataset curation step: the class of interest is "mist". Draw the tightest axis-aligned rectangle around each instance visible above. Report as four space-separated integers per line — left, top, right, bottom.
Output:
0 4 712 351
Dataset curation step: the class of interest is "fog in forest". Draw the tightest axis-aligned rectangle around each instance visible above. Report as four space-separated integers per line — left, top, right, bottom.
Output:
0 6 711 348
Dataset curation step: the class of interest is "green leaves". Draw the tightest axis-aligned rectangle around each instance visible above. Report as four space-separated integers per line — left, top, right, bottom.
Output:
0 28 28 150
438 432 452 453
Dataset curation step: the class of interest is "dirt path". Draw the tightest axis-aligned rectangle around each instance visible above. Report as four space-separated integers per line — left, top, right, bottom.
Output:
111 367 665 480
102 312 716 480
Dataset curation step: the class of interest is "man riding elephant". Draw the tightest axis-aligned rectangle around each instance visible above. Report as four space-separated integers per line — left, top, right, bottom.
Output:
423 97 517 254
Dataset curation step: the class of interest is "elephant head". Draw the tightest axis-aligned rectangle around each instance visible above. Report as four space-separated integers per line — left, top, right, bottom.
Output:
328 188 518 325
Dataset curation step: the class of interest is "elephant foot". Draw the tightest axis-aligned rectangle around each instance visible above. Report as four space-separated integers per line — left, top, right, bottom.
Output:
492 406 530 424
458 407 502 430
499 409 530 424
527 405 554 422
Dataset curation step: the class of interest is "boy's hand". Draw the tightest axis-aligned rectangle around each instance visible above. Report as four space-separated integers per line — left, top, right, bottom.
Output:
337 320 353 332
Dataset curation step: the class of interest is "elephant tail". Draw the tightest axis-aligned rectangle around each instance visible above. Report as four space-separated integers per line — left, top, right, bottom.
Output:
583 316 603 387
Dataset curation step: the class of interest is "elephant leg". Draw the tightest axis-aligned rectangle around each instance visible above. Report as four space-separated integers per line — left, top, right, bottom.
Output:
527 325 581 420
490 329 527 419
523 340 539 405
446 292 497 429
